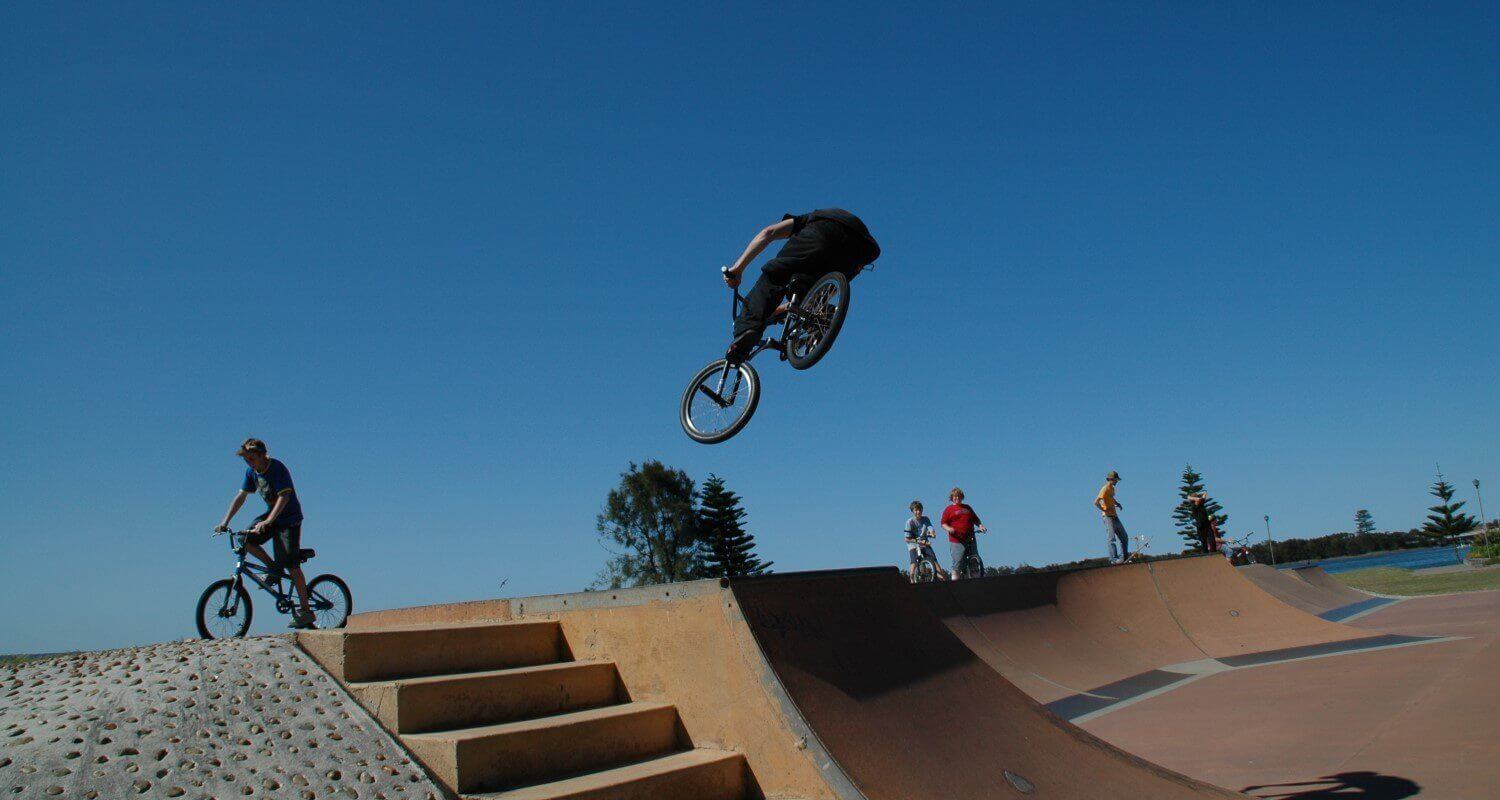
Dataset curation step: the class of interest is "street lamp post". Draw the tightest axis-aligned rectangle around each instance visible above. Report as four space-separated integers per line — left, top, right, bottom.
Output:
1264 515 1277 566
1476 479 1489 547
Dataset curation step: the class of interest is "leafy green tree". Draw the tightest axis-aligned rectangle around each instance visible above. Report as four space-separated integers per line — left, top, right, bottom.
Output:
697 474 772 578
1354 508 1376 536
594 460 705 588
1422 470 1478 539
1172 464 1228 551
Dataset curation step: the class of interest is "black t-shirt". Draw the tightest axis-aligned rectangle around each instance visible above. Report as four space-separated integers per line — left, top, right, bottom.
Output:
1189 502 1212 535
786 207 876 256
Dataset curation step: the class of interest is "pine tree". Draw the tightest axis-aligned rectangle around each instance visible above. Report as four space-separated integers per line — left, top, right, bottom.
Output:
1172 464 1228 551
1422 469 1478 539
697 474 772 578
1354 509 1376 536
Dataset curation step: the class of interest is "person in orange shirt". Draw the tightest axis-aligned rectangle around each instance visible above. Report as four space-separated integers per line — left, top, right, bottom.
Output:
1094 470 1129 564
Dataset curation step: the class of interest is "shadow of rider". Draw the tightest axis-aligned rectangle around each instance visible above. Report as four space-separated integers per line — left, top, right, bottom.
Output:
1244 771 1420 800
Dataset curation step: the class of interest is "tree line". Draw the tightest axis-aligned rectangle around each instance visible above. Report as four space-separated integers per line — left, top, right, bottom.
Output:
593 460 771 589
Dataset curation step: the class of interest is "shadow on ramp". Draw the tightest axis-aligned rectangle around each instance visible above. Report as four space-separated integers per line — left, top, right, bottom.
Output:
1244 771 1420 799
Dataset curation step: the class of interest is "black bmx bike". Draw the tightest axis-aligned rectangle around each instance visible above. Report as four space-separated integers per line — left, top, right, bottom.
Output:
195 528 353 638
679 268 852 444
954 529 987 579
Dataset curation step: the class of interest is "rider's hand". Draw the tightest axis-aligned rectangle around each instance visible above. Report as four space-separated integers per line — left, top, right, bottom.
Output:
250 520 267 534
722 267 741 288
977 525 988 534
213 523 230 534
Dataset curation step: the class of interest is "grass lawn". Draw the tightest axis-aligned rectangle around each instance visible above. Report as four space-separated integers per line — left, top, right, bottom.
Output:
1335 566 1500 595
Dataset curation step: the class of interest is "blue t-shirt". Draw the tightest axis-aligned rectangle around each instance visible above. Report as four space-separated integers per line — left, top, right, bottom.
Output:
242 458 304 525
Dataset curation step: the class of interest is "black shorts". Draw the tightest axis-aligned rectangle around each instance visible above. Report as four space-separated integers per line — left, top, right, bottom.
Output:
247 515 303 571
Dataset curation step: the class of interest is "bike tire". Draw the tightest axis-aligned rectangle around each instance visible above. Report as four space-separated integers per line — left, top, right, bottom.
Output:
680 359 761 444
915 559 936 583
786 271 851 371
196 578 252 639
307 574 353 630
962 554 985 580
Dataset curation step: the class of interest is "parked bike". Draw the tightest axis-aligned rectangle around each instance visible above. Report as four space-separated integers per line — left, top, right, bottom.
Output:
680 268 852 444
195 528 352 638
1222 534 1258 566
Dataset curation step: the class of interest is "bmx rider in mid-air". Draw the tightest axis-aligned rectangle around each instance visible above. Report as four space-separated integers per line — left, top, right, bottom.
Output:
720 208 880 362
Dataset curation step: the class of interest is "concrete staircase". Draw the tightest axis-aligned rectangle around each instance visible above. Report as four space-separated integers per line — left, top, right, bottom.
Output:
298 621 747 800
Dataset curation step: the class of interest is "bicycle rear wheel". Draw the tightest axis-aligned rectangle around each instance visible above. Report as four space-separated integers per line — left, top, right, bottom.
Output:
196 578 252 639
680 359 761 444
786 271 851 370
307 574 353 630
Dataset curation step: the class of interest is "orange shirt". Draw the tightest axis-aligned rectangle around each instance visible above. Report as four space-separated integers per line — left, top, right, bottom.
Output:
1096 483 1118 517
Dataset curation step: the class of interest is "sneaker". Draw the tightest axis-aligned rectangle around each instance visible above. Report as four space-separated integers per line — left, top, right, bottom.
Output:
289 611 316 630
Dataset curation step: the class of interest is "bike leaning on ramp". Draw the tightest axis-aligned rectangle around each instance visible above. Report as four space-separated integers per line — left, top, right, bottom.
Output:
196 528 353 638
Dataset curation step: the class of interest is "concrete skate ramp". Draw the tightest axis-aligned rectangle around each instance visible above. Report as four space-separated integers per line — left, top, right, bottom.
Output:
346 568 1243 798
1236 563 1342 615
1149 556 1371 656
1287 566 1396 621
917 557 1408 718
730 569 1243 799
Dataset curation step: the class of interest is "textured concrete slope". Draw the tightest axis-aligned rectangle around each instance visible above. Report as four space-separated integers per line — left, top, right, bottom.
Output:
0 637 441 800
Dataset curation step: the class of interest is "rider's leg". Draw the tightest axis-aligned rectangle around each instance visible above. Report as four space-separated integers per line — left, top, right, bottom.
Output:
925 545 949 580
246 543 277 574
1112 518 1130 562
907 544 920 580
274 526 314 618
728 259 796 359
950 541 975 578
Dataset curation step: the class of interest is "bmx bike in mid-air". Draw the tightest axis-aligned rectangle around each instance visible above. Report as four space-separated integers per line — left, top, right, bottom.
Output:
679 267 852 444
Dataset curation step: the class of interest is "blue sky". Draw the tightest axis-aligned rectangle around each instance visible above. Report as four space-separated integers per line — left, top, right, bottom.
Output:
2 3 1496 652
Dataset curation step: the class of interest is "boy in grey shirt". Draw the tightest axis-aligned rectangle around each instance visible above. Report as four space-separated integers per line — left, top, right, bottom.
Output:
904 501 948 582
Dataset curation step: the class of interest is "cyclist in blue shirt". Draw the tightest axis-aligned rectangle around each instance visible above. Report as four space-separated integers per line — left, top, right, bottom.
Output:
215 438 314 629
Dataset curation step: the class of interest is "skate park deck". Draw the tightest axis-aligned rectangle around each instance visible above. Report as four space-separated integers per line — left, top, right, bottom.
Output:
309 557 1497 799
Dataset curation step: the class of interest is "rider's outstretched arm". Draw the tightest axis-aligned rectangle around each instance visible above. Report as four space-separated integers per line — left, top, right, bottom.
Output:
724 218 796 284
219 490 250 529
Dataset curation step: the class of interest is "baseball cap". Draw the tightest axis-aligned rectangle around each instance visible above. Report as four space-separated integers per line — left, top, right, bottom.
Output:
1107 470 1121 481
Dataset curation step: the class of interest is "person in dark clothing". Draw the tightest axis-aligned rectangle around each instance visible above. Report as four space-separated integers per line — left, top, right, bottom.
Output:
1187 493 1223 553
215 438 315 629
721 209 880 361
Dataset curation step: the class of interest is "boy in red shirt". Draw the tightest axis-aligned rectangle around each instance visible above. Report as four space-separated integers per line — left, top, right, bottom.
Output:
940 487 988 579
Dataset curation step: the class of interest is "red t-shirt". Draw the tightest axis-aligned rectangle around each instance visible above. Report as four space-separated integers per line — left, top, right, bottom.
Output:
941 503 982 543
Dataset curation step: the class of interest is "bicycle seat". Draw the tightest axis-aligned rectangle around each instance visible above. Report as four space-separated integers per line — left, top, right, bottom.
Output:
298 548 316 562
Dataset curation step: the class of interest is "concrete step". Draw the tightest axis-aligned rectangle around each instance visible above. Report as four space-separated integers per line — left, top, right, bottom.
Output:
468 749 747 800
404 701 682 794
298 620 565 682
349 660 623 734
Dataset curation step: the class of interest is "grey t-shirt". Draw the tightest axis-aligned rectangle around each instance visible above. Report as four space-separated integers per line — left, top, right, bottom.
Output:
904 515 935 543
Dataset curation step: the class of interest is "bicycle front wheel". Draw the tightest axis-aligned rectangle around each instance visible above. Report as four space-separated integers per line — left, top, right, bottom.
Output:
196 578 252 639
307 574 353 630
680 359 761 444
961 554 985 580
786 271 851 370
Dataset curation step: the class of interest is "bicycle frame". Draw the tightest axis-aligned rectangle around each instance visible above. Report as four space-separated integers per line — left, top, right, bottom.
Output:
219 531 333 613
701 282 810 410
